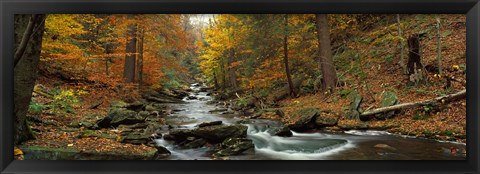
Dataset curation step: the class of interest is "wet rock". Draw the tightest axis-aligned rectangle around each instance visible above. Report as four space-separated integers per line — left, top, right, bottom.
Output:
119 132 151 145
287 108 320 131
275 109 285 118
197 121 223 127
144 122 163 136
213 138 254 157
187 96 198 100
374 144 397 151
154 144 171 158
181 138 207 149
221 111 235 115
267 126 293 137
138 111 150 118
118 123 148 129
208 108 228 113
345 91 363 120
206 101 217 105
199 87 212 92
236 119 254 124
165 125 248 144
315 116 339 127
376 91 400 119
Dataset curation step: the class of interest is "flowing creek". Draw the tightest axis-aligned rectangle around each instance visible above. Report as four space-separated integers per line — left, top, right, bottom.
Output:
155 84 466 160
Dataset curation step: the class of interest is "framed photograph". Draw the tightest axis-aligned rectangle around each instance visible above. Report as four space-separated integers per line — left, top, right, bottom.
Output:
1 0 479 173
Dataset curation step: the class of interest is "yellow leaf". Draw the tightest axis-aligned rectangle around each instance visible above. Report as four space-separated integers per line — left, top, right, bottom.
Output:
67 144 74 147
14 148 23 156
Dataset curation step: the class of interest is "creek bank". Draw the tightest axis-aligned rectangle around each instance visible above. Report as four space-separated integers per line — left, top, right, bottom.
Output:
20 145 158 160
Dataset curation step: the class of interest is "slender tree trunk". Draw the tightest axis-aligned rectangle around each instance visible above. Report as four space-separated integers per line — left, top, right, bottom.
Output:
213 71 219 89
436 16 442 75
397 14 407 74
228 47 238 89
136 26 145 86
315 14 337 92
104 43 111 76
283 14 296 96
123 15 137 83
14 14 46 145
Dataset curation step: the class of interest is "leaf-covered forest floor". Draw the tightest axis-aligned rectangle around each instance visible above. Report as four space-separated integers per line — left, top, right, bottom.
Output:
19 73 159 159
258 14 466 143
16 14 467 159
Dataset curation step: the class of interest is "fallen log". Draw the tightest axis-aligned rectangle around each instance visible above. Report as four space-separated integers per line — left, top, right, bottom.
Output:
360 89 466 117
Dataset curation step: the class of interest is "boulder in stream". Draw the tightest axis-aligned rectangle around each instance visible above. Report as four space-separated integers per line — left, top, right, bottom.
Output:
213 138 254 157
196 121 223 127
287 108 321 131
208 108 228 113
267 126 293 137
165 125 248 144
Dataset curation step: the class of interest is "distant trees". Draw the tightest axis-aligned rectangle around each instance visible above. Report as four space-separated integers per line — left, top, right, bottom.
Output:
198 14 341 96
14 14 47 145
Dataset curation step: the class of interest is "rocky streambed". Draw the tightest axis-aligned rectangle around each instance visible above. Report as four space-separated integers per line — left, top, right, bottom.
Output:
19 83 467 160
151 83 467 160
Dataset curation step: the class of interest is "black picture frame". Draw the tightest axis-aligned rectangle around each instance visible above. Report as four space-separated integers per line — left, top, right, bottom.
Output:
1 0 479 173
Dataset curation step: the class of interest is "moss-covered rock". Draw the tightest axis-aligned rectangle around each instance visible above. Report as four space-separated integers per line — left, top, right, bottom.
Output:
345 91 363 120
118 132 151 145
20 145 158 160
213 138 254 157
97 108 145 128
267 126 293 137
315 116 339 127
376 91 400 119
165 125 248 144
287 108 320 131
78 130 116 139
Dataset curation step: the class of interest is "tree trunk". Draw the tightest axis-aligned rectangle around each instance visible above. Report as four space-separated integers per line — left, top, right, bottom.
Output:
136 26 145 86
436 16 442 75
397 14 407 75
360 89 466 117
14 14 46 145
407 34 422 75
315 14 337 92
213 71 219 89
123 15 137 83
283 14 296 97
228 47 238 89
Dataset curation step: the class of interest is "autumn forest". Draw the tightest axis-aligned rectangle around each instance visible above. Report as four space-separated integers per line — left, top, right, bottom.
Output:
13 14 467 160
